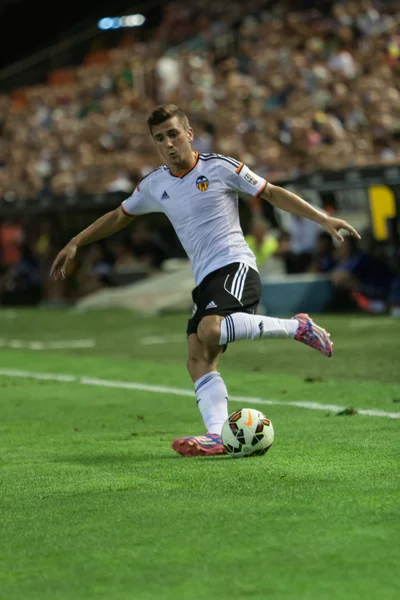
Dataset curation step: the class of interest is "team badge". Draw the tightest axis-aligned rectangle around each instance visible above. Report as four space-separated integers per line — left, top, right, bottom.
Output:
196 175 209 192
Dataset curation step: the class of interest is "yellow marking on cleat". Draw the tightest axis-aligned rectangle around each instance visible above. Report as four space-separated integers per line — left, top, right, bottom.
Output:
188 441 194 446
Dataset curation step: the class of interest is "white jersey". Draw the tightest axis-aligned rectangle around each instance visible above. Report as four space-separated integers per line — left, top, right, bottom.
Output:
121 152 267 285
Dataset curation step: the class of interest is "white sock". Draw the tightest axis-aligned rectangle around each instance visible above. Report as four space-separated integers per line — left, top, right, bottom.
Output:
220 313 299 344
195 372 228 435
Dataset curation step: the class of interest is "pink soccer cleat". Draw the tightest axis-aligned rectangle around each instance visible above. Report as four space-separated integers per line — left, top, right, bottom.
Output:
172 433 227 457
293 313 333 357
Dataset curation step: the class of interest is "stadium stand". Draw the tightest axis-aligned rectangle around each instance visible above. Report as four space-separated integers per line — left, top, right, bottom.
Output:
0 0 399 311
0 0 399 202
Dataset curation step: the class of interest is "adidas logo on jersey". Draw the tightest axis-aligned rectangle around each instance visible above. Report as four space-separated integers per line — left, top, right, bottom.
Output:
205 301 217 310
258 321 264 337
161 191 170 199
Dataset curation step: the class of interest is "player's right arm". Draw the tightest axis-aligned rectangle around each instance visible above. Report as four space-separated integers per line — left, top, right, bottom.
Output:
50 207 134 280
51 172 161 280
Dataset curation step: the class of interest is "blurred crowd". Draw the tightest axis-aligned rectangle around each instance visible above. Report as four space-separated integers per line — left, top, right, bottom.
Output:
0 0 399 202
1 211 399 316
0 216 170 306
247 216 400 316
0 0 399 314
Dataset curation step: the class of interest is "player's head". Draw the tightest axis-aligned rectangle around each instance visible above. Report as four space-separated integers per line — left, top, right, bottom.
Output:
147 104 194 168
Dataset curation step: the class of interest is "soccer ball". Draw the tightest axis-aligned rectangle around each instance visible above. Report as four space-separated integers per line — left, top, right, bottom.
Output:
221 408 274 458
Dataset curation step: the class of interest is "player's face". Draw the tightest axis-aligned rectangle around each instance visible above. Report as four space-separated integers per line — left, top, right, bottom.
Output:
152 117 194 168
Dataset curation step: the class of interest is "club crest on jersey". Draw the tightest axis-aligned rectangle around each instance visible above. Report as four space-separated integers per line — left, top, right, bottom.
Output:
196 175 209 192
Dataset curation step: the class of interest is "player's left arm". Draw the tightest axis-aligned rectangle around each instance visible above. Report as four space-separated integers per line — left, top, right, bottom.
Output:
260 183 361 242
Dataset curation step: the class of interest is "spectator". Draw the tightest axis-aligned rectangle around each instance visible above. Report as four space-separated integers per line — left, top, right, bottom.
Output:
0 217 23 267
0 244 41 306
282 213 322 274
130 223 168 271
105 169 135 193
387 276 400 318
351 274 400 318
74 243 114 298
309 232 337 273
328 235 394 311
245 218 278 269
156 53 182 102
108 239 139 272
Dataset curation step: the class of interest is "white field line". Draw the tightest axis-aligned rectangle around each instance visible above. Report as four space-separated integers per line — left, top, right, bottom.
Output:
139 335 185 345
0 368 399 419
0 339 95 350
0 310 17 319
348 318 398 329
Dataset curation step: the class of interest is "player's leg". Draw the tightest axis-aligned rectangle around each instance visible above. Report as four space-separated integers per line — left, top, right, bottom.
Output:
198 311 332 358
198 264 332 357
218 312 332 357
186 332 226 433
186 330 222 383
195 315 225 365
172 333 227 456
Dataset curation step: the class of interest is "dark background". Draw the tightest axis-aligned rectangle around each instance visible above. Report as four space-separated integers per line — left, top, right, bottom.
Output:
0 0 161 70
0 0 340 72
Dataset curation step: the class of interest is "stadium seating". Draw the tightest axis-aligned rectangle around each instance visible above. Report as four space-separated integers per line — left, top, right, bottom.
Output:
0 0 399 203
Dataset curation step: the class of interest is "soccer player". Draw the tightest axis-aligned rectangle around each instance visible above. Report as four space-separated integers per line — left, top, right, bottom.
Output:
50 104 361 457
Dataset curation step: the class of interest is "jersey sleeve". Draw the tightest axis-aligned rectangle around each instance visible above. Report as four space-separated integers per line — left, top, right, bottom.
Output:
121 176 160 216
218 158 267 197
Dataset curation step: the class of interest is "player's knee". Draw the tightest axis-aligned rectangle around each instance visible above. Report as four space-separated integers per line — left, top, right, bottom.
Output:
197 316 222 346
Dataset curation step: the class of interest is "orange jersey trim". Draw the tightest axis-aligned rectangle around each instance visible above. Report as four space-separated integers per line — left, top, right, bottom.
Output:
120 204 136 217
235 162 244 174
169 151 199 178
255 180 267 197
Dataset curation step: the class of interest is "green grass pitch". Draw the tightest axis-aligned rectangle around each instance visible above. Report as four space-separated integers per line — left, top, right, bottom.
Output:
0 308 399 600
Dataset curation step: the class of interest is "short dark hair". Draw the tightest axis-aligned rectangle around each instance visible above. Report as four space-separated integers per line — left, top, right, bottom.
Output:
147 104 189 134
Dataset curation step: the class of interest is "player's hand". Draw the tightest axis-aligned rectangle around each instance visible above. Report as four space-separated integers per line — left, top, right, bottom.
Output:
50 243 78 280
322 216 361 243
